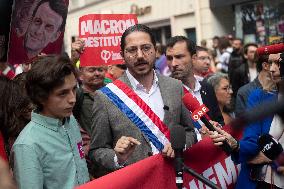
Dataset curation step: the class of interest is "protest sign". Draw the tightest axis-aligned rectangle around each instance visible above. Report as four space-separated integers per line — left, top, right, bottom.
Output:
8 0 69 65
0 0 13 62
79 14 138 67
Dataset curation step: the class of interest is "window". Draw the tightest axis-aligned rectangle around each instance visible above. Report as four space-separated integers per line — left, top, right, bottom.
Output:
185 28 196 44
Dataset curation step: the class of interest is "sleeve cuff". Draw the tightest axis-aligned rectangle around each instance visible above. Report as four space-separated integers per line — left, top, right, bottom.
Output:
114 154 126 169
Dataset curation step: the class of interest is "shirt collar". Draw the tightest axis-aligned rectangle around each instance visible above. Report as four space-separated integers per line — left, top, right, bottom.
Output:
31 111 70 132
183 79 201 93
194 74 204 82
126 69 159 91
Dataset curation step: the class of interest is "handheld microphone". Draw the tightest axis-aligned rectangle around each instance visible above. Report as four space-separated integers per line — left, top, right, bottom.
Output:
170 125 186 189
182 93 233 154
256 43 284 55
258 133 283 160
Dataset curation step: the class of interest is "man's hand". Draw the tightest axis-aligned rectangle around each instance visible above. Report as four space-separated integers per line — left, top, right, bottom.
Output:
247 151 272 164
71 38 85 65
114 136 141 164
277 166 284 175
0 62 8 71
162 143 175 158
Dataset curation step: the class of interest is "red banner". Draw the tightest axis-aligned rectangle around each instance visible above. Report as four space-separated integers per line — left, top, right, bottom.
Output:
8 0 69 65
79 14 138 67
76 125 243 189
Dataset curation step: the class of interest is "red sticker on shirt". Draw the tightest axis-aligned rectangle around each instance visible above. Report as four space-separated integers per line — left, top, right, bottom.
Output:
77 141 85 159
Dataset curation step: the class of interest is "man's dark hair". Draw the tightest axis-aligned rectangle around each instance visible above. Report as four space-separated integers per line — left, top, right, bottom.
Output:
32 0 68 31
213 36 219 40
166 36 196 56
218 36 230 51
255 53 269 72
243 43 258 55
120 24 156 51
196 46 208 54
26 54 76 110
233 38 243 44
156 43 166 55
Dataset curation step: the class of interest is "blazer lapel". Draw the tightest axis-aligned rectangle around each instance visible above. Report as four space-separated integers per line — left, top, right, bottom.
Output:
157 74 171 125
200 84 209 108
118 73 132 88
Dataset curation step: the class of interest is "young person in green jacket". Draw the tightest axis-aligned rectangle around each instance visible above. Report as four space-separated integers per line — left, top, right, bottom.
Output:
11 55 89 189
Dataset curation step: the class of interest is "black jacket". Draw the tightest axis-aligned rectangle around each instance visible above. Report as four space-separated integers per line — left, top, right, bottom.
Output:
199 80 225 125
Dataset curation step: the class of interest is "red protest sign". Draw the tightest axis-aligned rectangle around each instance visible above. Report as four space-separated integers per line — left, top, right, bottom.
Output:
79 14 138 67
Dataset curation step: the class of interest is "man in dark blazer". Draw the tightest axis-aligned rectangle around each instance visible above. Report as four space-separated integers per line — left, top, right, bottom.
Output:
165 36 224 128
88 24 196 177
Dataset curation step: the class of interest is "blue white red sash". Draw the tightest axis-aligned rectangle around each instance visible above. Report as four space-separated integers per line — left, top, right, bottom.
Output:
100 80 170 153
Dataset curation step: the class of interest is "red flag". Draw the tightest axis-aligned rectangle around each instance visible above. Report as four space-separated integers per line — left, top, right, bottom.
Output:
76 125 243 189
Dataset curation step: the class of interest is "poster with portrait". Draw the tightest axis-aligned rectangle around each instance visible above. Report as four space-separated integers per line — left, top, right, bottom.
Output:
79 14 138 67
7 0 69 65
0 0 13 62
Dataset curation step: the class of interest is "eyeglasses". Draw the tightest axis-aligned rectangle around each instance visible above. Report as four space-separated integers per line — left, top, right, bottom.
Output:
124 44 154 58
221 86 232 93
197 56 211 61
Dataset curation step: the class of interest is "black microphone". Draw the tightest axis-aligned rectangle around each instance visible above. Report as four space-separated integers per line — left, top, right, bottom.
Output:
258 133 283 160
170 125 186 189
163 105 169 111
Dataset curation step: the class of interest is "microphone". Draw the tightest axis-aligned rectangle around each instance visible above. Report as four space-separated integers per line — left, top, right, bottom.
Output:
163 105 169 111
182 93 233 154
256 43 284 55
258 133 283 160
170 125 186 189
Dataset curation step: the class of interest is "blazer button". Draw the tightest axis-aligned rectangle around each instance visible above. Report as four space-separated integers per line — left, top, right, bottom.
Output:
148 152 153 156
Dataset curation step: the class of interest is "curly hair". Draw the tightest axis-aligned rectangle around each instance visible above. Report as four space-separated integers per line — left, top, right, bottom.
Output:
25 54 76 110
0 76 31 143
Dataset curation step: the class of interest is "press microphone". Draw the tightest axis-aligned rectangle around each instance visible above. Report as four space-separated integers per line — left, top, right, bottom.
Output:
163 105 169 111
256 43 284 55
182 93 233 154
258 133 283 160
170 125 186 189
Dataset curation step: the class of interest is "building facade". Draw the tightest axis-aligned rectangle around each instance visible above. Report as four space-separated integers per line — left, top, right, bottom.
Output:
64 0 284 55
210 0 284 45
64 0 233 54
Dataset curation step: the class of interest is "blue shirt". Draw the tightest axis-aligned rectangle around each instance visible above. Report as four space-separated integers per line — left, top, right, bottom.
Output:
12 112 89 189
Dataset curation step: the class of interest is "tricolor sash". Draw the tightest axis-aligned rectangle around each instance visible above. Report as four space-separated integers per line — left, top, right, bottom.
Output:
100 80 170 153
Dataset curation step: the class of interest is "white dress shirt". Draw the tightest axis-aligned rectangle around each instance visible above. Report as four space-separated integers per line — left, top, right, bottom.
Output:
126 69 165 121
183 79 203 105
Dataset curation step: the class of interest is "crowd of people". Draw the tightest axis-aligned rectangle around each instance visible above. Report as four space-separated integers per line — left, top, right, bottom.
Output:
0 3 283 188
